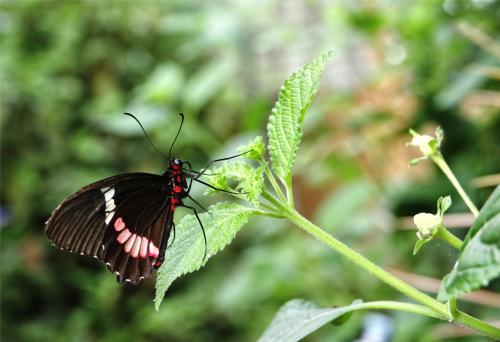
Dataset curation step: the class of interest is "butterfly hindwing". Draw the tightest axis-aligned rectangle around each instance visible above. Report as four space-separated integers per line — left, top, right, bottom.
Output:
97 186 172 284
45 173 172 284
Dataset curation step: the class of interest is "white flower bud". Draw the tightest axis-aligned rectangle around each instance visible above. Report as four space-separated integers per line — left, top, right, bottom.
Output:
409 134 435 156
413 212 440 237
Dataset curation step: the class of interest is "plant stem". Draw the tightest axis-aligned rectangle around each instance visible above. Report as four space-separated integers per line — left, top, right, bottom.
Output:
252 210 285 219
261 159 288 203
351 301 445 319
436 225 463 250
285 175 295 208
283 207 500 339
431 155 480 217
262 190 285 210
285 208 445 312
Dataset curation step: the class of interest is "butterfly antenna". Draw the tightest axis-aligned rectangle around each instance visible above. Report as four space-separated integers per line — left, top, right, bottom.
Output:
169 113 184 159
123 112 169 160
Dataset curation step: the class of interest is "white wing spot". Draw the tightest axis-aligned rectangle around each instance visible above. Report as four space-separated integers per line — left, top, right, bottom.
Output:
105 211 114 225
114 271 120 275
105 198 116 212
100 187 110 193
101 245 105 250
104 188 115 202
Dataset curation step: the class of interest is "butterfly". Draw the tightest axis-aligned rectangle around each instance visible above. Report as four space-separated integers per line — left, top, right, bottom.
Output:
45 113 239 285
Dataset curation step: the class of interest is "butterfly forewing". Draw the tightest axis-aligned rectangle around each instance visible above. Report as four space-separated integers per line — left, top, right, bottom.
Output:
45 173 172 284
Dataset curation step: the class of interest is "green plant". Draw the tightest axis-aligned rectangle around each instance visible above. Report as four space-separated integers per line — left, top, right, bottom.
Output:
153 52 500 340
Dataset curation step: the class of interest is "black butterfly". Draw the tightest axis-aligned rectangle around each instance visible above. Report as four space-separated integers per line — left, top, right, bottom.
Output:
45 113 238 285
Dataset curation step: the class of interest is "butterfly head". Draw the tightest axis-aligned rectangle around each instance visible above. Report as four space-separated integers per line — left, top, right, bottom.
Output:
169 158 183 170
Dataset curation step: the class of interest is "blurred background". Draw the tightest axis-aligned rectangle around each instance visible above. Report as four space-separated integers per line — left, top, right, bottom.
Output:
1 1 499 341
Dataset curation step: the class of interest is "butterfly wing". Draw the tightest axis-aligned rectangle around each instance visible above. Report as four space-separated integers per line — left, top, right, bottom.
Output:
45 173 172 284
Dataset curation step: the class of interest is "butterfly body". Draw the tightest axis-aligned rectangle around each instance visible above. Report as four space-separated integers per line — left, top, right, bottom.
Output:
45 158 192 285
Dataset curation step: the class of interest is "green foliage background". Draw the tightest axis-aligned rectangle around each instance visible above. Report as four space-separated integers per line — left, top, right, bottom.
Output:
1 1 499 341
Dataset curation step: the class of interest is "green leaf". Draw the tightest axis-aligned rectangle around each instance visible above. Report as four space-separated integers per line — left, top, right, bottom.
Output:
437 195 452 217
237 136 265 160
267 51 333 181
258 299 362 342
409 157 426 166
438 186 500 301
206 161 264 206
413 236 433 255
435 126 444 149
154 202 254 310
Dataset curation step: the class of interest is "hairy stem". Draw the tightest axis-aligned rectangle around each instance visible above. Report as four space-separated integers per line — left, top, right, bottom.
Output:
431 155 479 217
283 206 500 339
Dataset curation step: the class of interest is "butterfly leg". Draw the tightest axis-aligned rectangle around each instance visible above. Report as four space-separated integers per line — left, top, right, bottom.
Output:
181 205 208 261
187 194 210 214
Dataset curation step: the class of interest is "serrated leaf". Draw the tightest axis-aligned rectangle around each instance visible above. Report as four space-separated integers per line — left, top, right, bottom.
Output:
237 136 265 160
206 161 264 206
438 186 500 301
267 51 333 180
258 299 362 342
154 202 254 310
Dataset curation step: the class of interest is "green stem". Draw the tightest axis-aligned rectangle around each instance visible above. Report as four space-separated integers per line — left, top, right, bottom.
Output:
285 175 295 208
252 208 285 219
435 225 463 250
284 207 500 339
262 190 285 209
285 208 445 313
447 297 458 320
260 202 279 213
351 301 445 319
261 159 288 203
455 311 500 339
431 155 480 217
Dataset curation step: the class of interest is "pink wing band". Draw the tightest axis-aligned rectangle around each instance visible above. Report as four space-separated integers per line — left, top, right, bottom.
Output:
114 217 160 259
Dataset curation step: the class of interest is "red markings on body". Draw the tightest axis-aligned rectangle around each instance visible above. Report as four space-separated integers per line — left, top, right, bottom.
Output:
169 197 180 211
114 217 160 259
114 217 125 232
